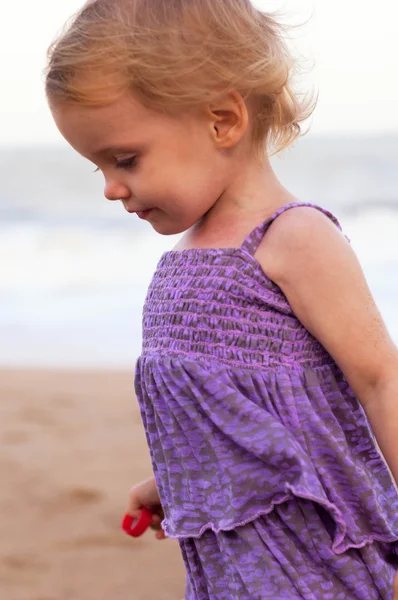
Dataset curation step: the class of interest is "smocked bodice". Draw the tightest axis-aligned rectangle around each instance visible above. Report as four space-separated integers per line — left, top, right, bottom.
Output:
142 247 333 369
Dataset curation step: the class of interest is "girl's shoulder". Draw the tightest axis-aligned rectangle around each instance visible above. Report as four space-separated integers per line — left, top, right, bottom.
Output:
253 204 348 285
253 204 396 403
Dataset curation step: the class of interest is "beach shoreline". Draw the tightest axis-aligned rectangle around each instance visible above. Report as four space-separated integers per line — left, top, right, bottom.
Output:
0 368 185 600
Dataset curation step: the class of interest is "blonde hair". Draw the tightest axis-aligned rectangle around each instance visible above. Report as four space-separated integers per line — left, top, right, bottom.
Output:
45 0 316 157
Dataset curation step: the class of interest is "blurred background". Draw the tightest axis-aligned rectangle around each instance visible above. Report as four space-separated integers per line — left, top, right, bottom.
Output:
1 1 397 599
1 0 398 367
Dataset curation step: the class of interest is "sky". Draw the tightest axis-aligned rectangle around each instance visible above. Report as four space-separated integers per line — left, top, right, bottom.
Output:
1 0 397 146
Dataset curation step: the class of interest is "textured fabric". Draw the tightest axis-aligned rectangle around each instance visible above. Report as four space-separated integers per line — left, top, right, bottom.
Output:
181 498 397 600
134 202 398 599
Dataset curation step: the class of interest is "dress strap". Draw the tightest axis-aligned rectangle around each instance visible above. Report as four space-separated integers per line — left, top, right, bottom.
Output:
240 202 344 257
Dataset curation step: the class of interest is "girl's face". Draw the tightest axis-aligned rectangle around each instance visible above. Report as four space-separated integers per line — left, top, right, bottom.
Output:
51 93 231 235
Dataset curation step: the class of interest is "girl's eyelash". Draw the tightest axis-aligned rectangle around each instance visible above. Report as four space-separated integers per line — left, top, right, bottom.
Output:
116 157 137 170
92 157 137 174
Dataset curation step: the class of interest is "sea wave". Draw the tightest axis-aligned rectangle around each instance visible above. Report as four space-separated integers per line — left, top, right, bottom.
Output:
0 208 397 367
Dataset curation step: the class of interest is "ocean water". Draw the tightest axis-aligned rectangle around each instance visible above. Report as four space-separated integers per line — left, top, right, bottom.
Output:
1 136 397 368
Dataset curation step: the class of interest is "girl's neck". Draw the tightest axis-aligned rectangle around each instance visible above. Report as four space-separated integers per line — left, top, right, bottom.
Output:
179 156 297 250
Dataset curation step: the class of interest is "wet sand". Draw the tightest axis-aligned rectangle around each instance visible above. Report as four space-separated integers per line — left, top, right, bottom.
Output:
0 369 185 600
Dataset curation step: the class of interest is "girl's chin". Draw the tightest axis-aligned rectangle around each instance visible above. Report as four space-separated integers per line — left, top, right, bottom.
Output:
152 219 189 237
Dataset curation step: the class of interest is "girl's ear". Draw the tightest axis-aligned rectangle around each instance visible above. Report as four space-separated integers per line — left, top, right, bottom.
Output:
206 90 249 150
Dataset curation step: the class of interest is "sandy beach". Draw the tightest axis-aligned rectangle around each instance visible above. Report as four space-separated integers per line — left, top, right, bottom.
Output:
0 369 185 600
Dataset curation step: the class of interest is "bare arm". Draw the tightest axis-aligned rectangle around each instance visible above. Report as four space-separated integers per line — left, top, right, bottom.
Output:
257 207 398 485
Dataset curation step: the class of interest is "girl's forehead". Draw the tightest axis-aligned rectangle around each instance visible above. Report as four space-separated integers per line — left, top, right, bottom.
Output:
55 93 194 130
53 95 153 136
51 93 198 158
51 98 141 154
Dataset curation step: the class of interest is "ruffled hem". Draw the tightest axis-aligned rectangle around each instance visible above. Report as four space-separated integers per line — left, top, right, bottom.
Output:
136 356 398 560
162 483 398 557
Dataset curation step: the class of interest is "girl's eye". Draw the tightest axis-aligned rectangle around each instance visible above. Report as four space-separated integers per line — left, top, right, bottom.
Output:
116 157 137 170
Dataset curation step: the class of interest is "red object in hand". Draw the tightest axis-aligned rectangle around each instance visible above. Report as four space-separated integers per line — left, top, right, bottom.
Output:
122 507 153 538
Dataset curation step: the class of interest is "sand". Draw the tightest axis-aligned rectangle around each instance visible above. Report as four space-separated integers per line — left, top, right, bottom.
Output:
0 369 186 600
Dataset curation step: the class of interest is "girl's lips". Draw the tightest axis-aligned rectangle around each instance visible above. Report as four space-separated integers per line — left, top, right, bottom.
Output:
137 209 153 220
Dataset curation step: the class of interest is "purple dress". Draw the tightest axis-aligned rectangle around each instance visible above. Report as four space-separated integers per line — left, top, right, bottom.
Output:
134 202 398 599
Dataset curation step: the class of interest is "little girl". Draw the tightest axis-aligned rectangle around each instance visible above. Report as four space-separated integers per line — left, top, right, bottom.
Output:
45 0 398 598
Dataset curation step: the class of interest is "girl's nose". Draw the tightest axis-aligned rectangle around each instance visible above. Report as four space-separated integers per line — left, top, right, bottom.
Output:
104 179 130 202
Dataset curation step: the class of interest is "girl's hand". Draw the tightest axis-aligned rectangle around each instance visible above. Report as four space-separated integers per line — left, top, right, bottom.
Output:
127 477 167 540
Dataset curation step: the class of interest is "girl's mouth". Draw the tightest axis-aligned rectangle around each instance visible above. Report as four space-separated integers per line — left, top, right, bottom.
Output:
136 209 153 220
